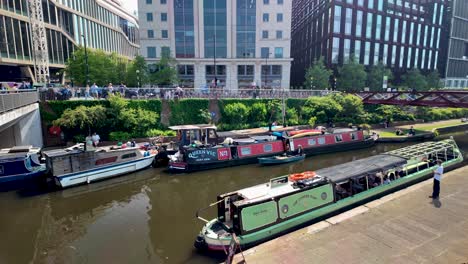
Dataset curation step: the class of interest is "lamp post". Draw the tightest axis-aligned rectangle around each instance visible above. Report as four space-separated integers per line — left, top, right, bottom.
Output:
136 70 140 88
81 34 89 85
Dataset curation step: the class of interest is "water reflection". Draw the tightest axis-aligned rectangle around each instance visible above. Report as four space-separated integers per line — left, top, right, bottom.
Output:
0 133 466 264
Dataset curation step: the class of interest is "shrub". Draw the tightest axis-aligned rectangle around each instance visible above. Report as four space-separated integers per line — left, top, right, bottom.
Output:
286 108 299 126
146 129 176 137
73 135 85 143
223 102 250 124
308 116 317 127
109 131 131 141
249 102 267 123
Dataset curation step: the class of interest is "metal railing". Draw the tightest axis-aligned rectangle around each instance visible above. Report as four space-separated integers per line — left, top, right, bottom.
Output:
39 87 335 101
0 91 39 114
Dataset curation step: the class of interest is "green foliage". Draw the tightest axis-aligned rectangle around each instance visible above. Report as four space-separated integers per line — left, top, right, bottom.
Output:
109 131 132 141
198 109 213 124
367 62 393 91
126 55 149 87
304 57 332 89
331 93 366 123
119 108 159 137
223 103 250 124
286 108 299 126
73 135 86 143
148 48 179 85
403 69 428 91
426 71 442 90
146 129 176 137
301 96 343 124
249 102 268 123
53 105 107 135
308 116 317 127
169 99 210 125
337 56 367 91
267 100 283 123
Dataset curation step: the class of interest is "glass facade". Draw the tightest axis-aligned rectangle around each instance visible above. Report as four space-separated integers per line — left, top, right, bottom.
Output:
174 0 195 58
237 0 256 58
204 0 227 58
345 8 352 35
333 6 341 34
366 13 373 39
356 11 363 37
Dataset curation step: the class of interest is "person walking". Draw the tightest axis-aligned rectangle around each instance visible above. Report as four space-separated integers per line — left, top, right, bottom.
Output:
85 84 90 99
429 160 443 199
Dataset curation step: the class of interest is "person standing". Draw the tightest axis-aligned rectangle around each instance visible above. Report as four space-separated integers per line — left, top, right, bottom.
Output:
85 85 90 99
429 160 443 199
91 132 101 147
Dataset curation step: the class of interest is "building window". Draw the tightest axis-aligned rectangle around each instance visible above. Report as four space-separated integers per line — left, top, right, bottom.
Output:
375 15 382 40
356 11 363 37
366 13 373 39
238 65 255 76
344 39 351 61
374 43 380 64
146 0 152 4
401 21 407 44
332 37 340 63
146 13 153 22
274 47 283 58
354 40 361 62
345 8 352 35
368 0 374 9
261 47 270 58
161 46 170 57
264 0 269 4
162 30 168 38
358 0 364 6
175 0 195 58
383 44 388 64
377 0 383 10
237 0 256 58
333 5 341 34
393 18 399 42
464 43 468 57
263 13 269 22
391 45 397 65
148 30 154 38
161 0 166 3
385 17 390 41
277 13 283 22
364 42 371 65
276 30 283 39
278 0 283 4
161 13 167 21
407 47 412 68
262 30 269 39
147 47 156 58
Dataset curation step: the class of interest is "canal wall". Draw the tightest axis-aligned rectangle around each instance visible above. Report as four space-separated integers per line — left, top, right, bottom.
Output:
232 165 468 264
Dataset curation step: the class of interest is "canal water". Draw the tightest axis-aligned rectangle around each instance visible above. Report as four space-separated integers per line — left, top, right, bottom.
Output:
0 133 467 264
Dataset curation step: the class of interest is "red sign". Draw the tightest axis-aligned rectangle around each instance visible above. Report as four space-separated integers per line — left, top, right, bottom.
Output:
217 148 231 160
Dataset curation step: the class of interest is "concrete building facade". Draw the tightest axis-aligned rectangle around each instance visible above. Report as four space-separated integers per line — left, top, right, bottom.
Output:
0 0 139 82
139 0 292 89
291 0 447 87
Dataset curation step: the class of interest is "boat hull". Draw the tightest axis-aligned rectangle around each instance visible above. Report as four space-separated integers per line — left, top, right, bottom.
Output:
258 155 305 165
55 155 155 188
196 156 463 251
0 170 45 184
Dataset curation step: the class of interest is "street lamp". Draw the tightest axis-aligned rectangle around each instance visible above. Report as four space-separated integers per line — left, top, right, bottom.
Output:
136 70 140 88
81 34 89 85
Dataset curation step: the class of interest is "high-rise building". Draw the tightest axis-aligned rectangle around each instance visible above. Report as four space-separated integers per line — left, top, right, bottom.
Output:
139 0 292 89
441 0 468 89
0 0 139 82
291 0 446 87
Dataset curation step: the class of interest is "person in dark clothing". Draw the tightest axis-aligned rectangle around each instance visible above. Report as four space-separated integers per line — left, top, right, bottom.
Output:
408 126 416 136
429 160 443 199
296 145 304 156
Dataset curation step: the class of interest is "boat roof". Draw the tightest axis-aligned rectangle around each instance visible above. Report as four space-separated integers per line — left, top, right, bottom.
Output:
0 145 40 155
386 140 457 160
43 143 144 158
315 154 407 183
168 124 217 131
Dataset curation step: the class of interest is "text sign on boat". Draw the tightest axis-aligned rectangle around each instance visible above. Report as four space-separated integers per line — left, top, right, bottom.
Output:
187 149 218 162
217 148 231 160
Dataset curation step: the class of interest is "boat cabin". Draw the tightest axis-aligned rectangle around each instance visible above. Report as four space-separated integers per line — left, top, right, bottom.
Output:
169 124 219 147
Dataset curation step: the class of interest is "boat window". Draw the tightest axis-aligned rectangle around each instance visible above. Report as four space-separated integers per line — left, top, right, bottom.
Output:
317 137 326 145
95 156 118 165
351 132 357 140
335 134 343 143
335 182 351 201
0 165 3 175
121 152 137 159
209 130 217 139
240 147 251 156
263 144 273 152
307 139 316 146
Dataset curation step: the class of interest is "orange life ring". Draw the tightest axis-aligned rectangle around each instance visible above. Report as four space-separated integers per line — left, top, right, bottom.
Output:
289 171 316 181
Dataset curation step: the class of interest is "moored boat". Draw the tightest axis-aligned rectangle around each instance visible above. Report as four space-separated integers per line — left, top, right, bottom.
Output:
194 139 464 251
258 154 305 165
43 142 156 188
0 146 46 184
168 125 375 173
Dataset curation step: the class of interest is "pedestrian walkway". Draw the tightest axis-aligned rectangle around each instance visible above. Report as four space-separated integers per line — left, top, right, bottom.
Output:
232 165 468 264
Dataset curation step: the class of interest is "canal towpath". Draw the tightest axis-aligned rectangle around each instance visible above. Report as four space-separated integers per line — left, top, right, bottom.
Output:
232 165 468 264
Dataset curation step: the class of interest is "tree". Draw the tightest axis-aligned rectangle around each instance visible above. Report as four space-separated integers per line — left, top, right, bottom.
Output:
331 93 366 123
403 69 428 91
301 96 343 124
148 47 179 86
426 71 442 90
337 56 367 91
367 62 393 91
304 57 332 89
126 55 149 87
53 105 107 135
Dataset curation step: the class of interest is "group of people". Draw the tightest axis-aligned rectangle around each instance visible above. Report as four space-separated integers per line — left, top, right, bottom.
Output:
395 126 416 136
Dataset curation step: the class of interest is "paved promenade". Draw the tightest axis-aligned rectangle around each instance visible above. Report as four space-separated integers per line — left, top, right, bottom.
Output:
233 165 468 264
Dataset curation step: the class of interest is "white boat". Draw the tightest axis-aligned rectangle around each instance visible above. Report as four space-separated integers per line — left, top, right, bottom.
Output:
43 143 156 188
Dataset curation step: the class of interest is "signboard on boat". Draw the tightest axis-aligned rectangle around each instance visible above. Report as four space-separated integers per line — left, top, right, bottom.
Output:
278 184 334 219
186 148 219 163
217 148 231 161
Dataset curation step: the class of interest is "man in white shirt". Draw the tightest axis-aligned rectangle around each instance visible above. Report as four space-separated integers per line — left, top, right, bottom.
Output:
429 160 443 199
91 132 100 147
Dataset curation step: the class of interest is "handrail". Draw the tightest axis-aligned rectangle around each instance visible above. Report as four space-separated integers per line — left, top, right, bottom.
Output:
195 199 224 223
0 91 39 114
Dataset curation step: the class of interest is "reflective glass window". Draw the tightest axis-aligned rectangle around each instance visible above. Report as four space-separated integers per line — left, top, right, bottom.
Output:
147 47 156 58
333 6 341 34
276 30 282 39
356 11 363 37
274 47 283 58
364 41 371 65
345 8 352 35
366 13 373 39
277 13 283 22
332 37 339 63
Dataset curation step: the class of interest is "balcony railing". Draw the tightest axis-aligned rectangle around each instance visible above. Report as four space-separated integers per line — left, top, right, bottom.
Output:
0 91 39 114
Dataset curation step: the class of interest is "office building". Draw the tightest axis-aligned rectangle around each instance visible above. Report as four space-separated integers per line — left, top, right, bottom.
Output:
139 0 292 89
0 0 139 82
291 0 446 86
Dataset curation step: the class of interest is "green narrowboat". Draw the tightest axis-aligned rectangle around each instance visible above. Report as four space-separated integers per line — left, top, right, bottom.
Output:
194 139 464 251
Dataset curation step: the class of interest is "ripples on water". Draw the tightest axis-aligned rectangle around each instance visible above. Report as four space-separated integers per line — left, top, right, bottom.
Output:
0 132 466 264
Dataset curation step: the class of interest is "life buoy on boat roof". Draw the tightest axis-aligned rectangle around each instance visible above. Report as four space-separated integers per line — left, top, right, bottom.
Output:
289 171 316 181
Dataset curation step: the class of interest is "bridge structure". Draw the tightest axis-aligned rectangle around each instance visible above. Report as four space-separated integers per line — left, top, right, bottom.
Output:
353 91 468 108
0 91 43 148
